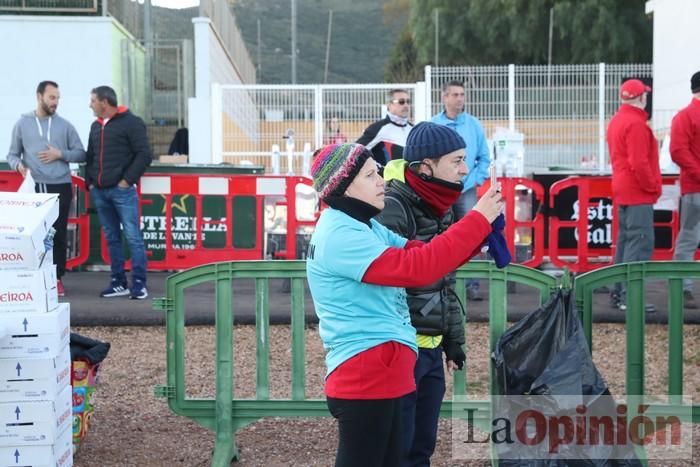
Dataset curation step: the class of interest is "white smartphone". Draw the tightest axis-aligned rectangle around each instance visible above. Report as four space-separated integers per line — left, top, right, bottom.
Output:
490 163 498 190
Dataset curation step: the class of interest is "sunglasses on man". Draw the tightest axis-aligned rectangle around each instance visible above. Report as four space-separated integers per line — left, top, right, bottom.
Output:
390 98 411 105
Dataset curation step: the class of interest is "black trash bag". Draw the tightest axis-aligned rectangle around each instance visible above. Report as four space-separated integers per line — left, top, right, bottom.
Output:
70 333 110 365
491 289 642 467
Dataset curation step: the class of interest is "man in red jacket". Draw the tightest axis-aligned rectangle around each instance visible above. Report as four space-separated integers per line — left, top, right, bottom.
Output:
608 79 661 312
671 71 700 309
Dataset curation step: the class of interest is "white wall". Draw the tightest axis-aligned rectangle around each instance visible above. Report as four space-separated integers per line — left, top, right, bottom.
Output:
646 0 700 128
0 16 115 159
189 17 247 165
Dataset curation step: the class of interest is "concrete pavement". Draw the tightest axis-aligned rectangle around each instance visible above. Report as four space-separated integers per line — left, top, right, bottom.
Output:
60 271 700 326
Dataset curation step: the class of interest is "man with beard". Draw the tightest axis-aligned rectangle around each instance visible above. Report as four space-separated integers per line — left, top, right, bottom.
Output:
6 80 86 297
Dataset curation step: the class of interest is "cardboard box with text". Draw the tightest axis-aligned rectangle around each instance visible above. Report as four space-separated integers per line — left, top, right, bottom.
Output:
0 384 71 446
0 265 58 313
0 193 58 270
0 344 70 402
0 303 70 358
0 425 72 467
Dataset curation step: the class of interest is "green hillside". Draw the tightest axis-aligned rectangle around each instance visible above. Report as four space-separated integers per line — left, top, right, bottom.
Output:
232 0 407 84
152 6 197 41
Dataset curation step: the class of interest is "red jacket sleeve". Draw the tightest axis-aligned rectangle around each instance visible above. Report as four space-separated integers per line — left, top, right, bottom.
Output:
670 112 700 182
626 123 660 194
404 239 424 249
363 210 491 287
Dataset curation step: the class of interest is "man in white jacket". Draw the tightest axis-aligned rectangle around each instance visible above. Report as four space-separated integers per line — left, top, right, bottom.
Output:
357 89 414 166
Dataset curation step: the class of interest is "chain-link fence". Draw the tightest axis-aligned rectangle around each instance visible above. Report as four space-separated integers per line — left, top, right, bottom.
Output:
428 64 654 171
214 84 423 172
0 0 97 12
214 64 658 173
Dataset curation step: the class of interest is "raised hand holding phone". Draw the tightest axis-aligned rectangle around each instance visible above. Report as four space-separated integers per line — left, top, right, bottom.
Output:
490 163 498 191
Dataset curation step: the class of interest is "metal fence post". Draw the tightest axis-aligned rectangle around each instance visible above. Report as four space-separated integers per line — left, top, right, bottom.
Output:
211 83 223 164
508 64 515 131
598 62 606 172
424 65 432 117
414 81 427 123
182 39 194 126
314 86 323 150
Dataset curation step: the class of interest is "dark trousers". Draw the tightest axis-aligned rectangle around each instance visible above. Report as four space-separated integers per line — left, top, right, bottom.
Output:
401 347 446 467
35 182 73 279
673 193 700 291
613 204 655 301
327 397 403 467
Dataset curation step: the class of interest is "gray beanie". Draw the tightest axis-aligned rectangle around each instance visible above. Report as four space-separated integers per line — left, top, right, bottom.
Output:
403 121 466 163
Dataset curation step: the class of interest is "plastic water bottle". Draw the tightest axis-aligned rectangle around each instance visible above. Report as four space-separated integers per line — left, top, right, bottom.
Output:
43 227 56 252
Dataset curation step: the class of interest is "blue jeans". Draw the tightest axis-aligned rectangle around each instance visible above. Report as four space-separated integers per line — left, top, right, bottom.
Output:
90 185 147 285
401 347 445 467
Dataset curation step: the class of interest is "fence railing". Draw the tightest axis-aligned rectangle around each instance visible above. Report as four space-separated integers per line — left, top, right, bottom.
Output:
154 260 564 465
213 83 426 169
0 0 97 12
427 63 654 172
212 64 655 173
155 259 700 465
575 261 700 405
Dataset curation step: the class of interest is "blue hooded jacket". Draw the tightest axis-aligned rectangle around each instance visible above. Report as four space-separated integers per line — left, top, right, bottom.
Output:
432 111 490 192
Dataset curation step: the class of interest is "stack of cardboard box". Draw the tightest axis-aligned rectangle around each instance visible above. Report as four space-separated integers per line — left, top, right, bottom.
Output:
0 193 73 467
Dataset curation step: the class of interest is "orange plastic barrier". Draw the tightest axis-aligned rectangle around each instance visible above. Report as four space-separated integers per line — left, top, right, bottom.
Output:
548 176 614 272
478 177 546 268
4 168 690 273
548 175 684 273
269 176 319 260
99 174 319 270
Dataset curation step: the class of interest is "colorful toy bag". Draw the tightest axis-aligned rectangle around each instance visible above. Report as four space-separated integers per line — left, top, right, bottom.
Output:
70 333 110 453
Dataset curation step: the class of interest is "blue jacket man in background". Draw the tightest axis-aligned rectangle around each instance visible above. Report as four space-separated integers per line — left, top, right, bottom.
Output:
432 80 490 300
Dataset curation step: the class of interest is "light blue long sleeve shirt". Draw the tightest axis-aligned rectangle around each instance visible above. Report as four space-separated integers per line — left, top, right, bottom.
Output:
306 208 417 376
432 111 490 192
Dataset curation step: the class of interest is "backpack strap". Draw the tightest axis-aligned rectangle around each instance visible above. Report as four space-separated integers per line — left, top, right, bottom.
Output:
384 194 417 240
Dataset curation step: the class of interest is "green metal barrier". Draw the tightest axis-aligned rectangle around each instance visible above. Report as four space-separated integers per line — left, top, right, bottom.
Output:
575 261 700 424
154 260 558 465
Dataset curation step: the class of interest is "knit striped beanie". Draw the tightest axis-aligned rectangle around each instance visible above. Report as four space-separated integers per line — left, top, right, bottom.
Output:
311 143 372 199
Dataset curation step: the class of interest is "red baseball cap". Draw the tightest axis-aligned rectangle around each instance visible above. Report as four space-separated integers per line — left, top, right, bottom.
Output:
620 79 651 100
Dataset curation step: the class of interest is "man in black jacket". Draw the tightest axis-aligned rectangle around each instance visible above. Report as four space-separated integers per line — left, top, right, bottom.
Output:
375 122 469 466
356 89 414 166
86 86 152 299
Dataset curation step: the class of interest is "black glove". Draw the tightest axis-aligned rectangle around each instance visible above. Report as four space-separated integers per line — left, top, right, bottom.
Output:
443 340 466 370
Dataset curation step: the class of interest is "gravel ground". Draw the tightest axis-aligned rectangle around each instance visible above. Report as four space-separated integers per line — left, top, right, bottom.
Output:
72 324 700 467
